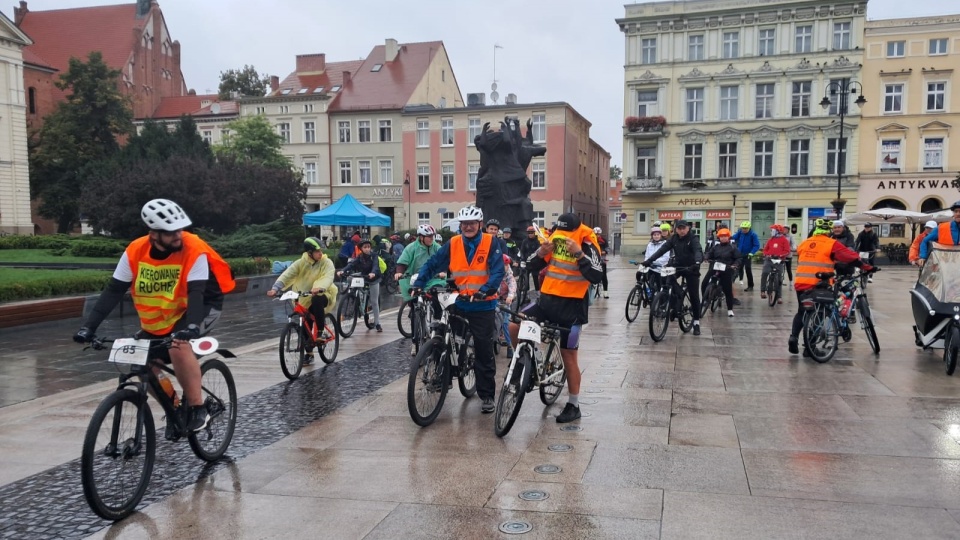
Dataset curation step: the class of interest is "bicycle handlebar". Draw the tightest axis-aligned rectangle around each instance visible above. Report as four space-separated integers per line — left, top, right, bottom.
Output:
497 303 571 333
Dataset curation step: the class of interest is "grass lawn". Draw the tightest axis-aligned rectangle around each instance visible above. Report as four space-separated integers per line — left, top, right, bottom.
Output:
0 249 117 264
0 267 110 284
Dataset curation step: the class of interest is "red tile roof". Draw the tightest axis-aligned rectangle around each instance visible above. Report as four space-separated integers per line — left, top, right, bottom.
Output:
152 95 236 119
22 48 55 71
271 60 364 98
331 41 442 111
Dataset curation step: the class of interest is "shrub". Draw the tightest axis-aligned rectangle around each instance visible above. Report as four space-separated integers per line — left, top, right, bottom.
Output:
226 257 272 277
0 234 73 250
0 273 111 302
70 240 127 258
210 232 285 258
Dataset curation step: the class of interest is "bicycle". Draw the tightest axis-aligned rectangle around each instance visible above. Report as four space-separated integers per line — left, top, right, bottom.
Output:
512 261 532 312
801 268 880 362
493 304 569 437
625 261 656 323
700 261 733 317
382 260 401 295
337 273 375 338
764 257 786 307
406 283 477 427
276 291 340 379
858 251 876 290
80 335 237 521
648 265 696 342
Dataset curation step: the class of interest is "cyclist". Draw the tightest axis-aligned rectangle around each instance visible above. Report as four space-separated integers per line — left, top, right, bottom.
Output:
519 225 542 291
390 234 405 260
73 199 235 433
594 226 610 298
337 240 384 332
485 218 510 255
831 220 855 249
502 227 520 264
511 212 603 423
644 227 670 294
642 219 704 335
267 237 339 364
855 222 880 283
412 205 504 414
909 220 937 265
760 224 791 303
498 254 518 358
732 221 760 292
788 224 873 356
704 228 741 317
919 200 960 263
659 221 673 240
337 233 362 266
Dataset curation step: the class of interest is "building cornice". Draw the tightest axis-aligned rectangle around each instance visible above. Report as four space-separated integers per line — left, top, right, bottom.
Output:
865 15 960 30
618 1 866 34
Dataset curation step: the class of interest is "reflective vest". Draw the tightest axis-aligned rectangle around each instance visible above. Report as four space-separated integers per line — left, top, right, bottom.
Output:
448 233 493 296
938 222 958 246
126 232 236 334
794 236 836 289
541 225 592 299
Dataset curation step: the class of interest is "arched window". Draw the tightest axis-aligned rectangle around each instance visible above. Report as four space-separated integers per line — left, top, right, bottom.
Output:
871 198 906 210
920 197 943 213
27 87 36 114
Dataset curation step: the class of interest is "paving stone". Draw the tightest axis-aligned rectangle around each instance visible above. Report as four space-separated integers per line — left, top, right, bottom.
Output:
669 414 739 448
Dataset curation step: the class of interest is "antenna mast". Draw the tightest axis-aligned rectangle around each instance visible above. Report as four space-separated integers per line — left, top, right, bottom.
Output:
492 44 503 104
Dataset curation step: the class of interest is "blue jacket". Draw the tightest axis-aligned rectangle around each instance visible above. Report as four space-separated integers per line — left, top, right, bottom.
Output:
414 233 504 312
920 221 960 259
732 229 760 255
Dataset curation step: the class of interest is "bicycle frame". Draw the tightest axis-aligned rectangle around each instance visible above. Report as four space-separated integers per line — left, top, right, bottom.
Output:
501 308 566 388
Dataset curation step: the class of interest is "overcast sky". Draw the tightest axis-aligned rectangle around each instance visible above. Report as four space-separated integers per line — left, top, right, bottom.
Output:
14 0 958 167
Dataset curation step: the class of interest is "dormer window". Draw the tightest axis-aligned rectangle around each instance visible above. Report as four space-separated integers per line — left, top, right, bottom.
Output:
281 89 292 95
330 85 341 92
297 88 308 94
313 87 325 93
371 64 383 72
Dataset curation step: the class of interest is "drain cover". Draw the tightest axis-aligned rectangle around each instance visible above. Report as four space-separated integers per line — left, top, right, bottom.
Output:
548 443 573 452
560 425 583 432
534 464 562 474
499 520 533 534
519 489 550 501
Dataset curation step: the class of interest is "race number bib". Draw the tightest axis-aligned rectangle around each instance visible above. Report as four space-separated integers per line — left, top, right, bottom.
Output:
351 277 365 288
713 262 727 271
108 338 150 365
518 320 542 343
660 267 677 276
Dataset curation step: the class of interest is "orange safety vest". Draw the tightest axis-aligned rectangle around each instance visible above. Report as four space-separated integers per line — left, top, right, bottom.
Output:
126 232 236 334
448 233 493 296
541 225 593 299
938 222 958 246
794 236 836 289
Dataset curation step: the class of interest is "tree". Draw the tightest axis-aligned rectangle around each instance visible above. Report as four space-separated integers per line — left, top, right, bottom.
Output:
218 65 270 100
609 165 622 182
29 52 133 232
213 115 290 169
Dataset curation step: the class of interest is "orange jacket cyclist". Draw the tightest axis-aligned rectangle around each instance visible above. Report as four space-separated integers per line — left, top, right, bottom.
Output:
919 200 960 262
74 199 235 433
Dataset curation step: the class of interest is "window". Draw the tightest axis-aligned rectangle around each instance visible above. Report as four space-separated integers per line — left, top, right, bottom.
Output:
828 78 850 115
278 123 291 144
468 117 481 145
755 83 774 119
636 147 656 178
930 38 948 55
371 63 383 72
827 138 847 175
330 85 341 92
303 121 315 143
442 211 455 223
637 90 658 116
924 138 944 169
723 31 740 59
532 161 546 188
441 118 454 146
254 106 265 115
927 82 946 111
688 35 704 61
441 163 454 191
880 140 901 171
417 164 430 191
720 86 739 121
686 88 704 122
379 159 393 184
532 211 545 228
718 142 737 178
304 162 318 185
758 29 775 56
201 130 212 144
884 84 903 113
833 22 851 50
358 160 372 185
416 120 429 147
338 121 351 143
887 41 905 58
795 25 812 53
379 119 392 142
532 113 546 143
791 81 811 117
684 143 703 180
279 105 289 114
339 161 352 184
754 140 774 177
789 139 810 176
358 120 371 143
303 104 314 113
468 163 479 190
641 38 657 64
417 212 431 226
220 129 230 141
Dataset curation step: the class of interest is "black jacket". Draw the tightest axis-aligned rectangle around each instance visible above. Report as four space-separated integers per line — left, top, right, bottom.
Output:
832 229 855 249
519 237 541 260
705 242 742 266
646 232 703 269
855 230 879 252
342 253 383 283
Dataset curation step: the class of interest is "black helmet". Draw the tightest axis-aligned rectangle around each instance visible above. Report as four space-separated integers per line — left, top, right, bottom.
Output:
485 218 501 228
951 200 960 211
502 227 512 233
675 219 690 228
303 237 323 252
555 213 581 232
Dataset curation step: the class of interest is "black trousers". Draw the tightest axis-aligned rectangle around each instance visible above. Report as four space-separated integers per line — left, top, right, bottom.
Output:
680 271 701 321
600 260 609 292
791 290 805 338
452 307 497 400
738 256 754 287
307 296 329 324
785 257 794 281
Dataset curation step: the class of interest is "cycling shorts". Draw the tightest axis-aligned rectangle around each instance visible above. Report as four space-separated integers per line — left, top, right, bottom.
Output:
520 303 582 350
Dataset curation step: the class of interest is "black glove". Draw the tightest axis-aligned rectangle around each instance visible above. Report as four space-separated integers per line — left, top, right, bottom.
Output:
640 260 652 268
73 327 94 344
172 324 200 341
409 287 423 297
472 290 489 301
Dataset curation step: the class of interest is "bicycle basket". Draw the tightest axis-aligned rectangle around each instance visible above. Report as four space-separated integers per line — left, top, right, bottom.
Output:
800 287 834 311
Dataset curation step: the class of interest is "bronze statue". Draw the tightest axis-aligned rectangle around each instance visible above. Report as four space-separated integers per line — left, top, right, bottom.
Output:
474 117 546 233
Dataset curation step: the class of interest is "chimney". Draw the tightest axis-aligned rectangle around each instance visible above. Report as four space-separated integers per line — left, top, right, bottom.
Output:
270 75 279 93
14 1 28 25
296 53 326 75
385 38 399 62
342 71 351 85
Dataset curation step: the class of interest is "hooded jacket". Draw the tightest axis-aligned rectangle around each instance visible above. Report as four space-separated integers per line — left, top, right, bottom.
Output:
731 229 760 255
273 252 339 313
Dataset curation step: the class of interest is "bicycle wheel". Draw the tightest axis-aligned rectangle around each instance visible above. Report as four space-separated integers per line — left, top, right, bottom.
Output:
625 286 642 322
338 294 358 337
398 300 414 338
319 313 340 364
648 291 670 342
457 331 477 397
700 283 715 318
81 389 155 521
803 306 838 363
539 342 567 406
407 337 449 426
857 296 880 355
494 349 532 437
411 306 428 356
678 291 694 333
712 290 723 312
945 326 960 376
363 295 375 329
188 358 237 461
278 323 304 380
767 272 779 307
384 277 399 295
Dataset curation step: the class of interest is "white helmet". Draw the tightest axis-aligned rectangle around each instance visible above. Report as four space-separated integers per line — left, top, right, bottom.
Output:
434 233 443 243
141 199 191 231
456 205 484 222
416 224 436 237
593 226 602 234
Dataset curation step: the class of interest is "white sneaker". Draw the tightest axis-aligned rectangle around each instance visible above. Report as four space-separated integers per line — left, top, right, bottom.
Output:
728 310 735 317
867 277 873 283
603 292 609 298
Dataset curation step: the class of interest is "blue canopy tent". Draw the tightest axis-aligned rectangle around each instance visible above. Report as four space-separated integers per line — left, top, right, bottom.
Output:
302 193 392 227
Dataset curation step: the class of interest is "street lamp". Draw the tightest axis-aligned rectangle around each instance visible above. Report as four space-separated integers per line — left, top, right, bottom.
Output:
404 170 411 229
820 79 866 218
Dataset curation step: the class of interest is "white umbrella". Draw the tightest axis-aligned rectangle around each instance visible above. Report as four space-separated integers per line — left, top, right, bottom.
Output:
924 209 952 223
442 218 460 232
844 208 928 225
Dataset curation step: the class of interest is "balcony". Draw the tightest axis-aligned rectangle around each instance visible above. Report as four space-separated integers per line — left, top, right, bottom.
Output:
623 175 663 193
624 116 667 139
624 125 666 139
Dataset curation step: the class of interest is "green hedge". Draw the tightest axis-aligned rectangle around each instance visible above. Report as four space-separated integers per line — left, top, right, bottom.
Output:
69 239 127 258
0 235 74 250
0 273 112 302
226 257 272 277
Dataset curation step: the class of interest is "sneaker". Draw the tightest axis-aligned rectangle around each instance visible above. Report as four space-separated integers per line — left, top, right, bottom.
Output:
603 292 609 299
556 403 581 423
739 280 744 286
777 298 783 304
868 277 873 283
802 348 812 358
481 397 495 413
744 287 754 292
376 324 383 333
728 310 735 317
506 348 514 358
788 336 799 354
303 353 315 366
185 405 209 432
760 292 767 299
848 313 857 324
693 324 701 336
732 298 742 306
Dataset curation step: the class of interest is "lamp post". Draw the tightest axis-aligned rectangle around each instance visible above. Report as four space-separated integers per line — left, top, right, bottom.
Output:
404 170 411 229
819 79 866 219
